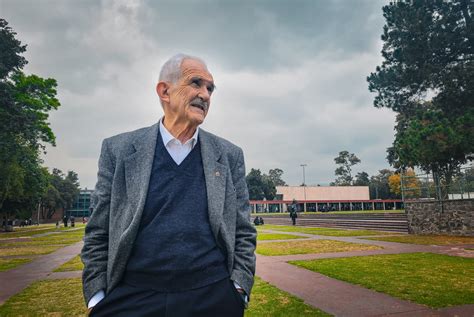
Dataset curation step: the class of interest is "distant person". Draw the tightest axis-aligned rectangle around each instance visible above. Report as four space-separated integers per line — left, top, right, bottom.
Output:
254 217 260 226
81 54 256 316
289 200 298 225
63 215 68 228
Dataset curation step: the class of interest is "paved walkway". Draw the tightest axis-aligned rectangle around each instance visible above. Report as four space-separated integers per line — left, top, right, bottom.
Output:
257 228 474 316
0 241 83 305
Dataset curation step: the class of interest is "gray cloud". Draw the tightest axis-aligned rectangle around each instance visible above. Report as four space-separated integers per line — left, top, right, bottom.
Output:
1 0 393 188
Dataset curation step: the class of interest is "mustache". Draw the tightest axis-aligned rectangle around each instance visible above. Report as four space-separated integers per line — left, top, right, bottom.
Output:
190 98 208 111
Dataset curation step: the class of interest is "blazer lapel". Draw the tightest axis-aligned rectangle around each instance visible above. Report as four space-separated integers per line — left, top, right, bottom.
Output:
124 123 158 221
200 129 227 239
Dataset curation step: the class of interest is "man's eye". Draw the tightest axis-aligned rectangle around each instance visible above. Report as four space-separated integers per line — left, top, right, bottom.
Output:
191 79 201 87
207 85 214 94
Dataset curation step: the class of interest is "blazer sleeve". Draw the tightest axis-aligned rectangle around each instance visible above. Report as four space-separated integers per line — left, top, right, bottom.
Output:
81 138 114 304
230 148 257 297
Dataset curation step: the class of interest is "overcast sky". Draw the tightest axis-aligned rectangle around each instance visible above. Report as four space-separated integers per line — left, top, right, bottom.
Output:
1 0 396 189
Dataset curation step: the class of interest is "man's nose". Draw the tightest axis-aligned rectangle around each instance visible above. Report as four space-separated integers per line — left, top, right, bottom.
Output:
198 86 210 101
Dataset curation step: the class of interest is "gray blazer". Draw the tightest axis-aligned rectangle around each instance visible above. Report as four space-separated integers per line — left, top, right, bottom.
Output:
81 123 257 304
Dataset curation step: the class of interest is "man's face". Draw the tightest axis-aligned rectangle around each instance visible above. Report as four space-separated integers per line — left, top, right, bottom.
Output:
165 59 215 127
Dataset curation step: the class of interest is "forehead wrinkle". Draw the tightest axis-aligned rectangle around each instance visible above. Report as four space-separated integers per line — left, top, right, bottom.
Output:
180 60 214 83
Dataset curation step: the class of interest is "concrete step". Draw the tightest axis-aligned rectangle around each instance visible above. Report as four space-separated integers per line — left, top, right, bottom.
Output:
262 214 408 233
260 213 407 220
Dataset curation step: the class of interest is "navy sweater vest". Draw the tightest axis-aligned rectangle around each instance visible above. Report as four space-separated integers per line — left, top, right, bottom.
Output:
124 132 228 292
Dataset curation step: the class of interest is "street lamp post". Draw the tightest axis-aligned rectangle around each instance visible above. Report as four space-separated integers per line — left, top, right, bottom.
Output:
300 164 307 211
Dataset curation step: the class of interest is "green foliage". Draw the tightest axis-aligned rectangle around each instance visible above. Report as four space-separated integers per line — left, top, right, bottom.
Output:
41 169 80 219
0 19 27 79
245 168 280 200
333 151 360 186
369 169 399 199
267 168 287 186
368 1 474 182
0 18 61 220
354 171 370 186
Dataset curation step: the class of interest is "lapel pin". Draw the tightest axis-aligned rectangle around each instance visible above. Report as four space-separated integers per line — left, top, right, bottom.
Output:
215 171 220 177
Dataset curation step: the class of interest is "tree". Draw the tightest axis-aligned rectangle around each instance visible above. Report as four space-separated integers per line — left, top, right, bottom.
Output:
0 19 26 79
388 169 421 198
354 172 370 186
0 18 60 221
369 169 399 199
245 168 277 200
246 169 265 200
333 151 361 186
267 168 287 186
40 169 80 219
367 0 474 188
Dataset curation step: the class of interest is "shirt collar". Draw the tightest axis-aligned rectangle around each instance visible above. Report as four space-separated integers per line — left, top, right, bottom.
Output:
159 117 199 147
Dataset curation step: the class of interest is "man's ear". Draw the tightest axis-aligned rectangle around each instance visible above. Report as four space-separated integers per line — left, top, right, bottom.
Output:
156 81 170 104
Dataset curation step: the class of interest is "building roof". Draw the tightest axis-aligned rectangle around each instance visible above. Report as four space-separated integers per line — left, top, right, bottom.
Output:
276 186 370 201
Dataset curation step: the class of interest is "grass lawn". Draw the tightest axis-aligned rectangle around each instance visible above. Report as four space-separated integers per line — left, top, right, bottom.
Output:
258 225 393 237
0 229 85 258
290 253 474 308
0 258 32 272
247 277 331 316
0 245 62 257
257 232 306 241
0 276 331 317
0 227 58 239
366 235 474 245
0 224 85 240
256 240 381 256
0 278 87 316
54 255 84 272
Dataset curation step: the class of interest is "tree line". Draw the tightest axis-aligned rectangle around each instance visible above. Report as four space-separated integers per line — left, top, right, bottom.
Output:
0 19 79 223
367 0 473 194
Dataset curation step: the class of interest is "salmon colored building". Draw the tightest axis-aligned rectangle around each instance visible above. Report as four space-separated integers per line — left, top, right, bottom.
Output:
250 186 402 213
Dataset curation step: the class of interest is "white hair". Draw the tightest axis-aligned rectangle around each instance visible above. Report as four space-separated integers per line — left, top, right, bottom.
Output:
158 53 207 83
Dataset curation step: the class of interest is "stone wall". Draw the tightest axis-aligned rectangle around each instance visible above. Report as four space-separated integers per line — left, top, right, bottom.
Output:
405 199 474 236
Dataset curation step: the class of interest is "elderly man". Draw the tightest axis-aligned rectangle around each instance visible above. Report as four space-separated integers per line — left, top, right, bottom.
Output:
81 54 256 316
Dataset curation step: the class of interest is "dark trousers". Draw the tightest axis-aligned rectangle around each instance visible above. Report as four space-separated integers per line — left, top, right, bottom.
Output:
90 278 245 317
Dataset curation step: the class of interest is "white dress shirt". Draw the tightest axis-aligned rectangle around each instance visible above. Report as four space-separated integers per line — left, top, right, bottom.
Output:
159 118 199 165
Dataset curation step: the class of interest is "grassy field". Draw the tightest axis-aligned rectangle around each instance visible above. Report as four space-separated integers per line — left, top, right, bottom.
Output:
290 253 474 308
365 235 474 245
0 277 332 316
0 278 87 316
54 255 84 272
0 224 85 239
256 239 382 256
247 277 331 316
257 224 395 237
0 227 85 271
0 258 32 272
257 232 306 241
